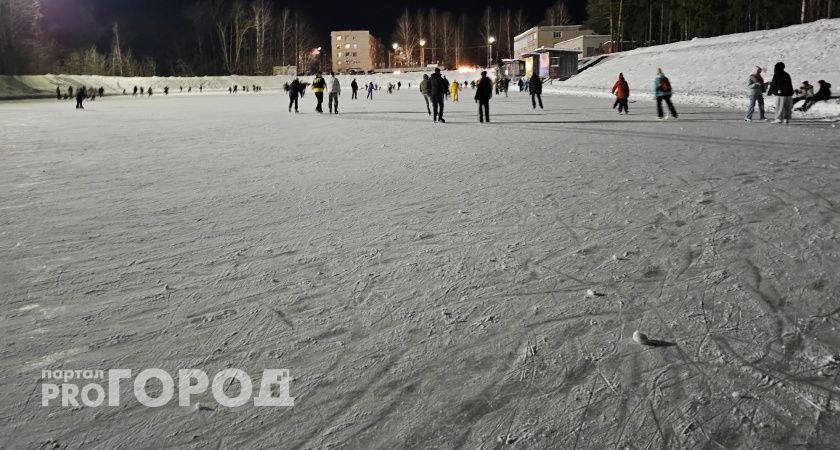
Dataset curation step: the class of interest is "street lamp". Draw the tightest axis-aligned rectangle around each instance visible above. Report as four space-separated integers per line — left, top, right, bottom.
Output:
419 39 426 68
391 43 399 68
487 37 496 68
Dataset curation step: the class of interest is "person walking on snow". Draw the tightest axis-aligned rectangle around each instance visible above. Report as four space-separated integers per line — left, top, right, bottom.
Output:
767 61 793 124
327 72 341 114
288 77 302 113
744 66 766 122
430 68 447 123
420 74 432 115
312 72 326 113
611 73 630 114
529 72 543 109
653 68 678 119
475 71 493 123
450 80 461 102
351 79 359 99
366 81 374 100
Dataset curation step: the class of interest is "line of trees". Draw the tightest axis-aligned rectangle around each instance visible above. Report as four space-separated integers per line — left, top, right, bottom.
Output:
585 0 837 51
1 0 837 76
390 7 533 69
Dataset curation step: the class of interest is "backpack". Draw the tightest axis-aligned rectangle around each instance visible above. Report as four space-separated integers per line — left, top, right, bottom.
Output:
659 76 671 93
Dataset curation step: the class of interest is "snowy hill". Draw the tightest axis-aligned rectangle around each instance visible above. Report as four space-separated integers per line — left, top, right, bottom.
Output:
550 18 840 118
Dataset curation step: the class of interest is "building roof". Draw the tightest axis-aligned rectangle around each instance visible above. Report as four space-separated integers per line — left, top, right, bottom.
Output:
521 47 581 57
513 25 589 41
555 34 611 45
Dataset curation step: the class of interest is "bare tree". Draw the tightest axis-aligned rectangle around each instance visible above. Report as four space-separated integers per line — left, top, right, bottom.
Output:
427 9 439 63
394 9 417 66
251 0 272 74
109 23 124 76
544 1 573 26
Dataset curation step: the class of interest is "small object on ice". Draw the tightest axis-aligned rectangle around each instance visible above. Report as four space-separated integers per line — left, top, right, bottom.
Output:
632 330 649 345
731 391 743 399
164 284 172 290
612 254 618 260
586 289 596 297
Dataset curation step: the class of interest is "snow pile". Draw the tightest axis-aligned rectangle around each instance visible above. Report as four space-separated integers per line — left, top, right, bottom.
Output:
551 18 840 118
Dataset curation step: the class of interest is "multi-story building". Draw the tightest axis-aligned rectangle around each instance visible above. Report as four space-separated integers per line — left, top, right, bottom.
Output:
513 25 595 59
330 30 384 73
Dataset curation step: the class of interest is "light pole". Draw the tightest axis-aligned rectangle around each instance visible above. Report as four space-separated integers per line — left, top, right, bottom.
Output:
487 37 495 68
391 43 399 68
419 39 426 68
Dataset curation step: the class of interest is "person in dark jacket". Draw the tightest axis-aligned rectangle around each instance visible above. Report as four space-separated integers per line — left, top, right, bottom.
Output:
475 71 493 123
133 86 138 96
75 86 86 109
429 68 447 123
351 79 359 99
311 72 326 113
529 73 543 109
767 61 793 123
798 80 832 112
420 74 432 115
56 86 61 100
289 78 302 113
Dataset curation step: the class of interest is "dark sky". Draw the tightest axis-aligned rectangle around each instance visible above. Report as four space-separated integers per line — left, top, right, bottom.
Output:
41 0 588 57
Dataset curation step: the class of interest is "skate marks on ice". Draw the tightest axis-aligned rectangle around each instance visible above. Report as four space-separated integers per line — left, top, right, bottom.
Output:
1 94 840 448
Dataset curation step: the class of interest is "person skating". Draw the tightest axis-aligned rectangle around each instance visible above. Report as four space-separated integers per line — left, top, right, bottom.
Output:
475 71 493 123
351 79 359 99
653 68 678 119
164 86 169 95
450 80 460 102
420 74 432 115
75 86 86 109
529 73 543 109
430 68 447 123
798 80 832 111
744 66 766 122
312 72 326 113
611 73 630 114
442 75 450 100
518 78 524 92
767 61 793 124
98 87 104 97
288 77 302 113
133 86 138 96
148 87 153 96
397 81 402 91
327 72 341 114
366 82 374 100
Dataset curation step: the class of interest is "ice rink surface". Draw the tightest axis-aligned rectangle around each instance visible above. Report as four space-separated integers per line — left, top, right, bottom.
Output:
2 91 840 448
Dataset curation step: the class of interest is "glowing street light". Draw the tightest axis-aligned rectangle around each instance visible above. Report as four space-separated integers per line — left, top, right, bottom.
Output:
487 37 496 68
419 39 426 67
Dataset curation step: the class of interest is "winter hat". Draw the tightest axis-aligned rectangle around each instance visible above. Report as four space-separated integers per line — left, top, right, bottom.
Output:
774 62 785 70
754 66 762 74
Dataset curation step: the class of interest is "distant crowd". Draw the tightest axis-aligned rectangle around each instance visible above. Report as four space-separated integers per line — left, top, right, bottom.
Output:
61 63 835 123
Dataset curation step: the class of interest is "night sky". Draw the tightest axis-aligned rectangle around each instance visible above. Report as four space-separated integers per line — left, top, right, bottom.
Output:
41 0 588 57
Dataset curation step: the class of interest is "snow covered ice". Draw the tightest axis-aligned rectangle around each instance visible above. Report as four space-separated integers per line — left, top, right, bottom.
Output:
2 87 840 448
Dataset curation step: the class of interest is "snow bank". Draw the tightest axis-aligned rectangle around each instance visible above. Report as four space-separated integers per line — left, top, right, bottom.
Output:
0 70 477 100
551 18 840 118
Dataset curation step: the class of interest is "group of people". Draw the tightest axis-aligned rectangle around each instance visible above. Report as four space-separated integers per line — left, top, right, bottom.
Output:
744 62 833 123
228 85 263 94
608 68 678 119
59 86 105 109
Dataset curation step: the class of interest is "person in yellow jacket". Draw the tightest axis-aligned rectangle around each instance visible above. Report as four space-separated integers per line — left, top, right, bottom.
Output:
311 72 326 113
450 80 460 102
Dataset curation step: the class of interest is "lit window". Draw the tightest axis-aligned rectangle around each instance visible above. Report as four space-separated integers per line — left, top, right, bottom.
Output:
345 44 350 49
352 44 358 49
337 36 342 41
338 52 342 57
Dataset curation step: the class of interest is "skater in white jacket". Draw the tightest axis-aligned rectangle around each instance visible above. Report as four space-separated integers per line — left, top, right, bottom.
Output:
327 73 341 114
